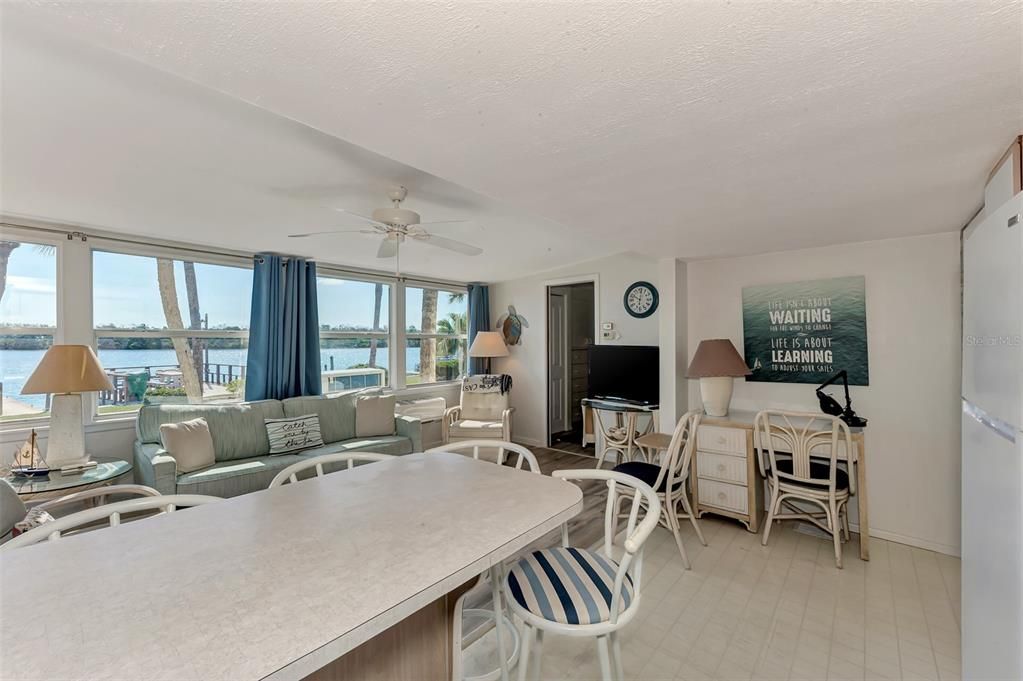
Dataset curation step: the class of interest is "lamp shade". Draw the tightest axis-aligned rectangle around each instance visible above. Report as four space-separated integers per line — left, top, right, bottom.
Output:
686 339 752 378
21 345 114 394
468 331 509 358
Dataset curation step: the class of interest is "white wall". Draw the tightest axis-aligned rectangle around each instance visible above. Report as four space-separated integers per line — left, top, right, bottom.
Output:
687 232 963 555
658 258 688 430
490 252 660 446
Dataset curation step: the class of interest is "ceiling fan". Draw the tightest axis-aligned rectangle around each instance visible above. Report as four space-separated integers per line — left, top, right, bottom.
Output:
288 186 482 274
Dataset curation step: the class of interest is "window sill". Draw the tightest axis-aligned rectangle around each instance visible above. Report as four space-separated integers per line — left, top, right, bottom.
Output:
0 414 138 441
0 416 51 436
397 382 462 396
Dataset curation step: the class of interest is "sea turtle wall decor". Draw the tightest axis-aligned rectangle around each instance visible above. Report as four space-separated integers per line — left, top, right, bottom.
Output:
496 305 529 346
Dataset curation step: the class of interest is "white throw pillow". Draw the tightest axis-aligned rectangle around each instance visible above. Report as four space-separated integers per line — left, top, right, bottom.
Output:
265 414 324 455
356 394 396 438
160 417 216 473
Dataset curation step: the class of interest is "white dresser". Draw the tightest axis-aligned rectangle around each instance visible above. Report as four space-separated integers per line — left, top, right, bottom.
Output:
692 413 765 533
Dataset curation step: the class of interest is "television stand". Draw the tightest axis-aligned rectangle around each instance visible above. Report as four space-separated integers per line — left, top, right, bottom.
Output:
580 398 660 469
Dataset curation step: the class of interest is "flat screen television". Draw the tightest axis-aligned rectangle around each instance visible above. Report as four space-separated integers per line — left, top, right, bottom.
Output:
587 344 659 405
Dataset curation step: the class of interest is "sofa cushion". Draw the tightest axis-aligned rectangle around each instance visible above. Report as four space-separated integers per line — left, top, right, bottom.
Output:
282 394 357 443
175 453 310 497
173 436 413 497
356 394 396 437
137 401 285 461
298 435 413 459
159 417 216 473
449 419 505 439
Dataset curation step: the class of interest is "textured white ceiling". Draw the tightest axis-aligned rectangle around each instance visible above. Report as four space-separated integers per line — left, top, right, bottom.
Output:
0 13 589 281
3 2 1022 279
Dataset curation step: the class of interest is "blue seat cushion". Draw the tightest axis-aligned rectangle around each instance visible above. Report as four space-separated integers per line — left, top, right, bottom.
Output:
507 547 634 625
612 461 677 493
773 459 849 490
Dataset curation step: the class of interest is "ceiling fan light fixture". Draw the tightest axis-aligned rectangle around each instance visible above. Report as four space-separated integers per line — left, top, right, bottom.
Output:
371 207 420 226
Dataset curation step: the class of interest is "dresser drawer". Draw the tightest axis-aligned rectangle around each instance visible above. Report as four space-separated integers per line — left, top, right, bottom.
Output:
697 425 746 456
697 450 748 485
698 478 749 514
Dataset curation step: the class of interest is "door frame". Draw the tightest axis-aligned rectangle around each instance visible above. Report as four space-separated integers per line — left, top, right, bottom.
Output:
543 274 600 448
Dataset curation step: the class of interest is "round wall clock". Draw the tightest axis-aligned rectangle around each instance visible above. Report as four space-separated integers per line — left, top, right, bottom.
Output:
624 281 659 318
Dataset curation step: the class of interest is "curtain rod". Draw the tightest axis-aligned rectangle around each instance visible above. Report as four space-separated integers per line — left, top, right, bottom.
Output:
2 219 472 290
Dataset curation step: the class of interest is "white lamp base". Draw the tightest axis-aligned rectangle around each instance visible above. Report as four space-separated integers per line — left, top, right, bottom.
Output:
45 393 89 468
700 377 734 417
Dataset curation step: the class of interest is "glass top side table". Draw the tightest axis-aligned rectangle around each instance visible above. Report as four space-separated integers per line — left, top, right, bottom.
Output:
4 459 132 499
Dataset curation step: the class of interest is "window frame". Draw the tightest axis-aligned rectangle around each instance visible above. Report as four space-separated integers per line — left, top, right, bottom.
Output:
0 220 469 434
316 272 393 394
401 284 469 389
89 245 253 419
0 226 63 427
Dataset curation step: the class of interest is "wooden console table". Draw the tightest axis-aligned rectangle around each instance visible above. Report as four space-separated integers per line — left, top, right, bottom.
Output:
693 410 870 561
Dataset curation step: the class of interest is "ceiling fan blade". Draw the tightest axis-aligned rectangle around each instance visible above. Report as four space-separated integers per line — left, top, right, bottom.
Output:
288 229 379 238
333 208 390 228
417 220 470 226
377 238 399 258
413 234 483 256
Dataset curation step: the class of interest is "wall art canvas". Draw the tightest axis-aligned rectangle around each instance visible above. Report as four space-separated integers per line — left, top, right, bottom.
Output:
742 276 869 385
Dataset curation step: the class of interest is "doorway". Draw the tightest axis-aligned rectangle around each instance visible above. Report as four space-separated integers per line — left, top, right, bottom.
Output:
546 282 595 450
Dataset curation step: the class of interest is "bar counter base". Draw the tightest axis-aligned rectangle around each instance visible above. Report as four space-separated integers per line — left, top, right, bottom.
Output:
304 580 474 681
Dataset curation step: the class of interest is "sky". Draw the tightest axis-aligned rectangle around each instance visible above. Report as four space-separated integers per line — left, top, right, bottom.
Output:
0 244 464 331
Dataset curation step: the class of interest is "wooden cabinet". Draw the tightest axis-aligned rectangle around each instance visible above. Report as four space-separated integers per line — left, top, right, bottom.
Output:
692 417 764 532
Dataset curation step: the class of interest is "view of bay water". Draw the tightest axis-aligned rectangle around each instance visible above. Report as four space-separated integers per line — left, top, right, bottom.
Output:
1 347 421 410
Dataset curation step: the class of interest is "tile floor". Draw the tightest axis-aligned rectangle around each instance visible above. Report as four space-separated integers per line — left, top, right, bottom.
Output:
527 517 961 681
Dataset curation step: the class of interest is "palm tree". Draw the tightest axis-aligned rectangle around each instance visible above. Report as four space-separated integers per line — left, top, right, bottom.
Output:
183 261 204 394
368 283 383 366
419 288 438 382
156 258 202 401
0 242 19 302
438 311 468 376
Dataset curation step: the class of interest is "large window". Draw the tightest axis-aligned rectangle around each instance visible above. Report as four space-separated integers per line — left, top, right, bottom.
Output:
92 250 251 414
0 240 57 422
404 286 467 385
317 276 390 393
0 224 471 433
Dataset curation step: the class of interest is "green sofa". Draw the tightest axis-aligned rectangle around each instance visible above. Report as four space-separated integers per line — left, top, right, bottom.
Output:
133 394 422 497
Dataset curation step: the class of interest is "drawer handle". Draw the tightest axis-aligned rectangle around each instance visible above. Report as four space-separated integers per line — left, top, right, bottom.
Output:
717 463 726 473
717 436 727 444
717 492 726 501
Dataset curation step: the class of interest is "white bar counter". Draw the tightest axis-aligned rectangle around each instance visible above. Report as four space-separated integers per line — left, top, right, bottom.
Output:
0 452 584 681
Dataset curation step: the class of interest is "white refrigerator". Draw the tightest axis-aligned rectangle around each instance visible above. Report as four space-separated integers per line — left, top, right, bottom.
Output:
961 191 1022 681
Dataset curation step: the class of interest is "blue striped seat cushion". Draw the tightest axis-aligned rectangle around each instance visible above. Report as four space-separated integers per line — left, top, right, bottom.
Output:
506 547 634 625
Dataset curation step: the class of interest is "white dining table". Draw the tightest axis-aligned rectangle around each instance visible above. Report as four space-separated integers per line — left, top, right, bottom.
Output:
0 452 584 681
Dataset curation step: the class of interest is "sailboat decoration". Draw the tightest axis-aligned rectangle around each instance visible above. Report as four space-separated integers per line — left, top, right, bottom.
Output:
11 429 49 477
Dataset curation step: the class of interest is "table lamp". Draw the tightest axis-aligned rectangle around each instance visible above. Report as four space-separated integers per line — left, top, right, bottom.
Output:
686 339 752 417
21 345 114 468
468 331 509 373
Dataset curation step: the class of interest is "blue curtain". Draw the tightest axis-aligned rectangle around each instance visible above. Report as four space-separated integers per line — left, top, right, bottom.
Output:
467 283 490 375
245 254 322 401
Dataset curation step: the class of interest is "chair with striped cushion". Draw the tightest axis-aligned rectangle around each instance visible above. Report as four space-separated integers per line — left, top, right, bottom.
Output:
504 469 661 681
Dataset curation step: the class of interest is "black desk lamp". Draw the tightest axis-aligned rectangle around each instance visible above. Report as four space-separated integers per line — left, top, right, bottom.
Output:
815 370 868 428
